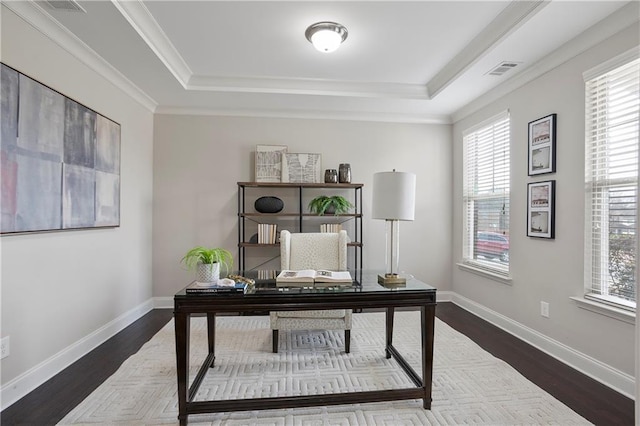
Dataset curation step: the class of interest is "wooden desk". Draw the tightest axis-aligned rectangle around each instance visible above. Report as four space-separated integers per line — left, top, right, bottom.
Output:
173 271 436 425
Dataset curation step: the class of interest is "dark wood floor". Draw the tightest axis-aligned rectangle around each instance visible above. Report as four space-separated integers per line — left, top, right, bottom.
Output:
1 303 634 425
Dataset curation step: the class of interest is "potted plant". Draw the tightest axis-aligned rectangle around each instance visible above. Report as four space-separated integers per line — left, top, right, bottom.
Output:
181 246 234 283
308 195 354 215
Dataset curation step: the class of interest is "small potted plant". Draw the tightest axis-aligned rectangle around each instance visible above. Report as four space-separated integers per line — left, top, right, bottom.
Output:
181 246 234 283
308 195 354 215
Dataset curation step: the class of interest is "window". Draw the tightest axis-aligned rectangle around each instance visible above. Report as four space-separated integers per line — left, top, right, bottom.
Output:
462 112 510 274
584 53 639 311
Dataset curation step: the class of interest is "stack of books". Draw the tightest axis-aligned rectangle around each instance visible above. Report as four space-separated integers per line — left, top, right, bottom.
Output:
276 269 353 287
320 223 342 233
257 223 277 244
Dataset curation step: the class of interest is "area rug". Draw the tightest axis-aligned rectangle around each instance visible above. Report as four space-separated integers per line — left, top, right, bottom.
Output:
59 312 590 425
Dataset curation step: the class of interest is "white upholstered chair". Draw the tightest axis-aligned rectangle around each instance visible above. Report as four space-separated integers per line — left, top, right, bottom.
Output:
270 229 352 353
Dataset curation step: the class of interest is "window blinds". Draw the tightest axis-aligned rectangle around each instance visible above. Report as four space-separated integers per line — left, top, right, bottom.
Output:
463 112 510 273
585 57 639 307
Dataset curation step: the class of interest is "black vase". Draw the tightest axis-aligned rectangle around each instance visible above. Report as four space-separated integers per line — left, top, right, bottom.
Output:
254 196 284 213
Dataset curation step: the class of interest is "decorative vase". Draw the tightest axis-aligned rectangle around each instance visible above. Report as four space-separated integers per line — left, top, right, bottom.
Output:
324 169 338 183
339 163 351 183
255 196 284 213
197 263 220 283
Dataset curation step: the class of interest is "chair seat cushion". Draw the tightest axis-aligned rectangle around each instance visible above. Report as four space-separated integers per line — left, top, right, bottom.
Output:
275 309 346 318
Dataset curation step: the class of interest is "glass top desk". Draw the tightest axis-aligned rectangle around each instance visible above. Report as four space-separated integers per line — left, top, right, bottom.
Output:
174 271 437 425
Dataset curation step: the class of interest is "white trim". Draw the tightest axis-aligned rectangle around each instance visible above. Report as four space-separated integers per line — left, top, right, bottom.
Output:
570 296 635 325
427 0 548 98
457 262 512 285
583 46 640 82
0 299 154 411
2 0 157 112
111 0 191 88
461 110 510 137
452 1 640 123
452 293 636 399
154 106 450 125
153 296 174 309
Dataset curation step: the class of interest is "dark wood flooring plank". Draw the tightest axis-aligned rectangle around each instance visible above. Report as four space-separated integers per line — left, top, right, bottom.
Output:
1 309 173 425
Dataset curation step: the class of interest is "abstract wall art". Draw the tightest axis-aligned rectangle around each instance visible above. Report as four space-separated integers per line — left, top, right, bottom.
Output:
1 63 121 234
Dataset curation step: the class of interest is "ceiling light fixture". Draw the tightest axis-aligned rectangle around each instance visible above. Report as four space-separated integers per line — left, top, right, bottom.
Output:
305 21 348 53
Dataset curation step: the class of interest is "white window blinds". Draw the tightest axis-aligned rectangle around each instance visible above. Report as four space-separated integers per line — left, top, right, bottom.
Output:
585 56 639 309
463 112 510 274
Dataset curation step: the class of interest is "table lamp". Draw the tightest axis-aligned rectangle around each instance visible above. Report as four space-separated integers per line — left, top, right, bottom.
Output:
372 170 416 284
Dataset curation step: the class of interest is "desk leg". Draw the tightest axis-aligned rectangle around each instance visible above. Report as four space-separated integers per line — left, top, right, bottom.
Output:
385 307 395 359
207 313 216 367
175 313 190 425
421 305 435 409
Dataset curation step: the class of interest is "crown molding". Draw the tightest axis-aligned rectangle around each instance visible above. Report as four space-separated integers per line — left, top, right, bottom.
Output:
155 105 451 125
2 1 158 112
111 0 191 87
426 0 549 99
188 75 430 99
2 0 157 112
451 1 640 124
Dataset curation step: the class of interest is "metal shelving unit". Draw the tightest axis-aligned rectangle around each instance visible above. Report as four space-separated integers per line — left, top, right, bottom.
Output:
237 182 363 271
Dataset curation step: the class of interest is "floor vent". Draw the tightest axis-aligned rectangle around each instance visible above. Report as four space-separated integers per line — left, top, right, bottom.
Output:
487 61 520 76
42 0 86 13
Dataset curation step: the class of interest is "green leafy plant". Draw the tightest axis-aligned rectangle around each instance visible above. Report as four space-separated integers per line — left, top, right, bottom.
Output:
181 246 234 272
308 195 354 215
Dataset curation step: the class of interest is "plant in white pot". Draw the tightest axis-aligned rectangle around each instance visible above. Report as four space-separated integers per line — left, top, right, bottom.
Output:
181 246 234 283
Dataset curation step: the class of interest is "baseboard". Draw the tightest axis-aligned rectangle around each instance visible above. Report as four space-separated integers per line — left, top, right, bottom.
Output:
451 293 636 399
0 299 154 410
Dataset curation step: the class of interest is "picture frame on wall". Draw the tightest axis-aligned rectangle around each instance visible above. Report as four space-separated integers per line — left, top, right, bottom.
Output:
528 113 556 176
1 63 121 235
527 180 555 239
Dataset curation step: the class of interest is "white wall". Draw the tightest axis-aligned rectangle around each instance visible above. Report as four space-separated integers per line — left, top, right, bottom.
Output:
152 115 452 297
452 24 638 385
0 6 155 404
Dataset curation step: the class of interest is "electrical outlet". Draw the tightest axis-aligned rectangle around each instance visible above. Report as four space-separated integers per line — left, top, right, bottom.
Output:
1 336 9 359
540 301 550 318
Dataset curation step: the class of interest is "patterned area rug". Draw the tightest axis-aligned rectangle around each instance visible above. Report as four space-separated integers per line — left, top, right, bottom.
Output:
59 312 590 425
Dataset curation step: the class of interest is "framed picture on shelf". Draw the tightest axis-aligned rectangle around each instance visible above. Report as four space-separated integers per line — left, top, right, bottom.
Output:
282 153 322 183
255 145 287 182
528 113 556 176
527 180 555 239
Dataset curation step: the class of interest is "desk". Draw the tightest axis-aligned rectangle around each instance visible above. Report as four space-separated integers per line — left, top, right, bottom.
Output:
173 271 436 425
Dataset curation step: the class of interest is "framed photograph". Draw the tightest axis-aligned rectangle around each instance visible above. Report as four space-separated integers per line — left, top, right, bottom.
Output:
255 145 287 182
528 113 556 175
1 63 121 234
527 180 555 239
282 153 322 183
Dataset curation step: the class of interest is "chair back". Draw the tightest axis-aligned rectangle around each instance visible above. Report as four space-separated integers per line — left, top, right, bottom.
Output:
280 230 348 270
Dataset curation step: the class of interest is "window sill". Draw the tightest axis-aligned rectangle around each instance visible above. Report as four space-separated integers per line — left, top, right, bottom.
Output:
570 296 635 325
456 262 512 285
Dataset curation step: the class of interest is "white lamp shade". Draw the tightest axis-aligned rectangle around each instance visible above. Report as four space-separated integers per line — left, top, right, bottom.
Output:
311 30 342 53
372 171 416 221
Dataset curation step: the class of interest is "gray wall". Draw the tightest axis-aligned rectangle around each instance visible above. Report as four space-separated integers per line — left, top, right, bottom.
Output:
452 24 639 380
152 115 453 296
0 5 155 392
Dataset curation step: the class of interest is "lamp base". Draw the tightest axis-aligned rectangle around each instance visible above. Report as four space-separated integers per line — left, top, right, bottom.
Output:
378 273 406 285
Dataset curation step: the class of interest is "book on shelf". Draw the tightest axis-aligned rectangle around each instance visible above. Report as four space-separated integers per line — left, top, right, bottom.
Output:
276 269 353 285
186 279 249 294
257 223 277 244
320 223 342 233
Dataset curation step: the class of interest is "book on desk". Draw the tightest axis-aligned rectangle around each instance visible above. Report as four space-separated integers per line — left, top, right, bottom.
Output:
276 269 353 286
185 280 249 294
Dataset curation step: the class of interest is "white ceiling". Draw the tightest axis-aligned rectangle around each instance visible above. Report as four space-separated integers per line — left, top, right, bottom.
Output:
7 0 637 123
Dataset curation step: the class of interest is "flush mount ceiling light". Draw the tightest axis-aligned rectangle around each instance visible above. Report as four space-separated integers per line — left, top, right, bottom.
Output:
305 21 348 53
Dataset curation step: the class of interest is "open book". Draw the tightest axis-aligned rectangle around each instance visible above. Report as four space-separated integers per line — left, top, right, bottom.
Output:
276 269 353 285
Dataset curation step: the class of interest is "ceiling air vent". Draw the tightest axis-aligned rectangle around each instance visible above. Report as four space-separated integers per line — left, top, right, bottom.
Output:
42 0 86 13
486 61 520 77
